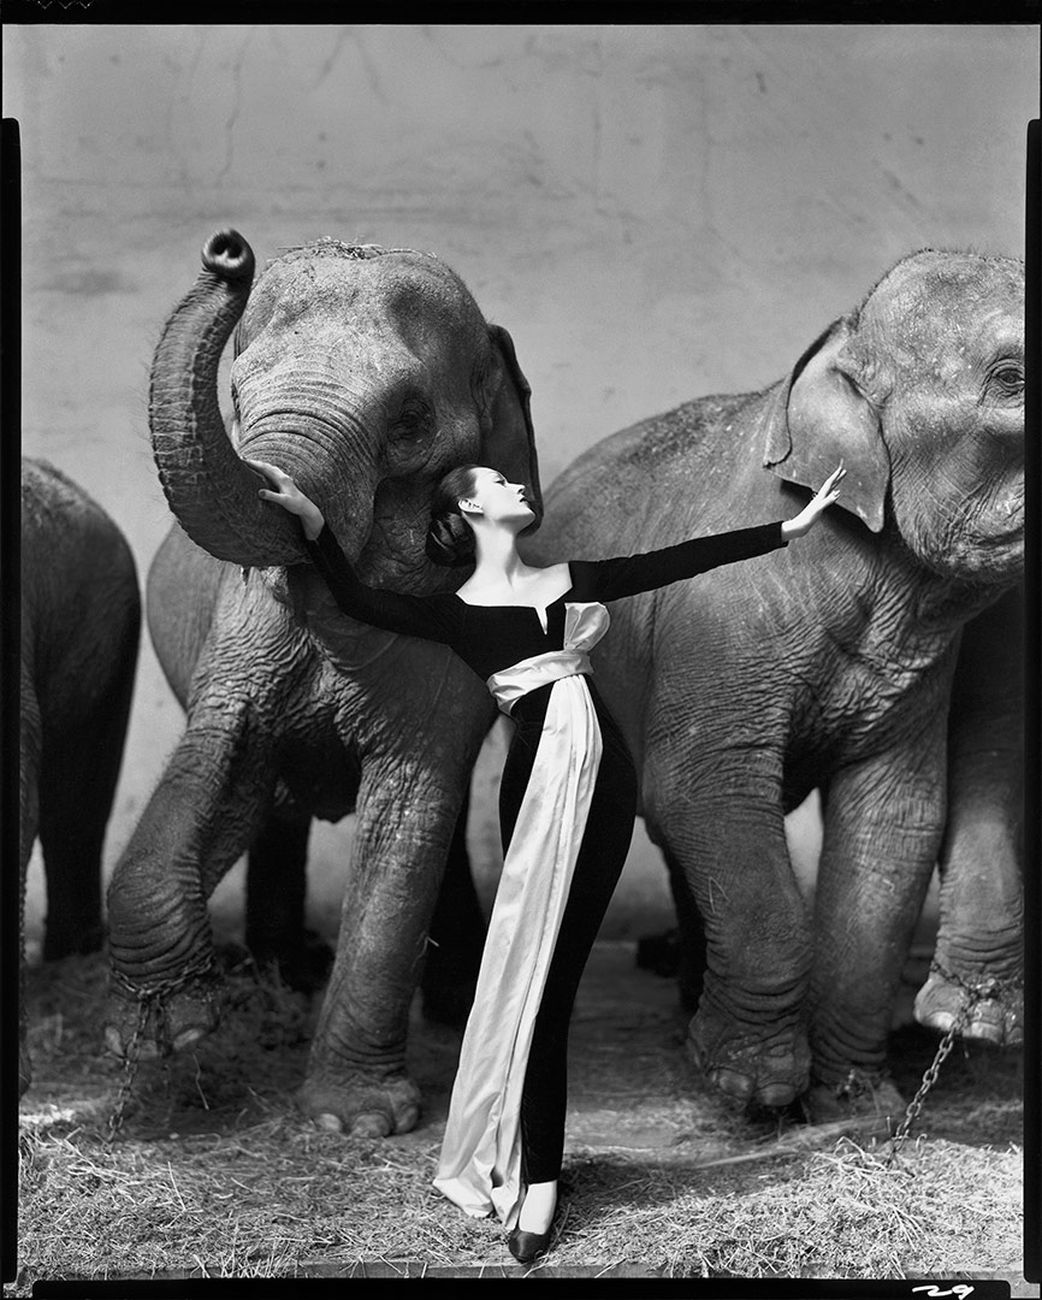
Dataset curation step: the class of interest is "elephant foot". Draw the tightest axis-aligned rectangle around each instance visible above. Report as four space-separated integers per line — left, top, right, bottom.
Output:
104 970 222 1062
297 1070 422 1138
803 1070 905 1127
687 1006 811 1108
914 969 1022 1047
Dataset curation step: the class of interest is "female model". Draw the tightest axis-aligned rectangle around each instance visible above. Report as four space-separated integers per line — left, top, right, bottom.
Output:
251 457 843 1263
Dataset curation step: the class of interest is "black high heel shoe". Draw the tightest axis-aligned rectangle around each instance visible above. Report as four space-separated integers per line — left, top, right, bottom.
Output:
507 1191 559 1264
507 1223 552 1265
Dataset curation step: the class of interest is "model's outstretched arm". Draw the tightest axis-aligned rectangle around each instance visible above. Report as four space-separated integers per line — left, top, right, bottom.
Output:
571 465 845 603
249 459 454 643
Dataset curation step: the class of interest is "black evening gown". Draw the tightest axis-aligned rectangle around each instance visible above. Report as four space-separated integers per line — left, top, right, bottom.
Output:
305 520 787 1227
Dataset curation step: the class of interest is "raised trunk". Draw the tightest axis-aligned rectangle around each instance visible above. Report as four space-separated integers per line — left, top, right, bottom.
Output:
149 229 306 567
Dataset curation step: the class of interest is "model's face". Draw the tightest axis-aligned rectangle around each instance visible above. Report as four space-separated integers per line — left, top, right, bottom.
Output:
461 466 535 526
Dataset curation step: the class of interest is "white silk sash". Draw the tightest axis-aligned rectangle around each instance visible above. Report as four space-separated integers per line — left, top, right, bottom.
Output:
485 649 592 715
433 602 610 1228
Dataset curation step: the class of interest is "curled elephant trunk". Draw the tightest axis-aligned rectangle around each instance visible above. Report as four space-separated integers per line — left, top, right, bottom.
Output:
149 229 307 568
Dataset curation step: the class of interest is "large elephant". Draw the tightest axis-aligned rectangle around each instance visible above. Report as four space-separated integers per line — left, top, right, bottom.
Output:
104 230 541 1136
525 250 1024 1114
18 457 141 1095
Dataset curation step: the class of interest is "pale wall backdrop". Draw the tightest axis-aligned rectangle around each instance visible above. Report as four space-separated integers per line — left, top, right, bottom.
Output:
5 24 1034 950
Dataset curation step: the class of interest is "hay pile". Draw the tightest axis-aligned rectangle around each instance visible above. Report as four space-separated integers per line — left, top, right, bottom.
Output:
13 950 1025 1286
556 1138 1022 1278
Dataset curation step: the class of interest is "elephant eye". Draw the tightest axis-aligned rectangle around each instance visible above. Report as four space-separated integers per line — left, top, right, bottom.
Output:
984 361 1024 401
391 396 434 442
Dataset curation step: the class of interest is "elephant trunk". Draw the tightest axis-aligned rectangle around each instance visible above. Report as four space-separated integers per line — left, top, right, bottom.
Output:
149 230 307 568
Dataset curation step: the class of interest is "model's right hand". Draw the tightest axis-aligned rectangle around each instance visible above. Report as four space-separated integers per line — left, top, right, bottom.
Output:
247 459 326 540
780 464 845 540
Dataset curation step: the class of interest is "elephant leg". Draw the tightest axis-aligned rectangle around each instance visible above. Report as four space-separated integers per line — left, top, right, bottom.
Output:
104 708 274 1060
806 727 947 1121
245 807 333 993
38 715 127 962
36 623 136 960
916 590 1024 1047
646 745 812 1109
420 786 486 1027
917 778 1023 1045
298 768 466 1137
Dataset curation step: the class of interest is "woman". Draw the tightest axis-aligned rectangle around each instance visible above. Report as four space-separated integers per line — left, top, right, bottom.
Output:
250 457 844 1263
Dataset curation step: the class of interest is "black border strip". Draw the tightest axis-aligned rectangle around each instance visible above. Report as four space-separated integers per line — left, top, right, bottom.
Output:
1 114 24 1290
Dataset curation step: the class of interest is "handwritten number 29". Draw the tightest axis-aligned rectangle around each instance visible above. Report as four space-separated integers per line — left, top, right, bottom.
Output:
911 1286 974 1299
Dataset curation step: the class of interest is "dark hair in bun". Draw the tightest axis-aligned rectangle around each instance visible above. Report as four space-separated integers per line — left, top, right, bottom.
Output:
425 464 481 567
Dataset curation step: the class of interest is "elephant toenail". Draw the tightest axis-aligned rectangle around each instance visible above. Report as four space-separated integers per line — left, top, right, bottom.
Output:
172 1027 206 1052
397 1105 420 1132
104 1027 125 1057
348 1112 389 1133
315 1113 344 1133
759 1082 796 1108
351 1112 389 1138
714 1069 754 1101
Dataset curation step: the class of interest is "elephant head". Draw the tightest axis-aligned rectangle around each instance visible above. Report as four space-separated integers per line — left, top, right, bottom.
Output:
763 250 1024 583
150 229 542 585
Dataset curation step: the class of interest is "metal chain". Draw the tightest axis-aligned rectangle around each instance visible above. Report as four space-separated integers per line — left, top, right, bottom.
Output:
106 997 151 1141
886 1012 965 1163
104 956 218 1142
886 963 1007 1164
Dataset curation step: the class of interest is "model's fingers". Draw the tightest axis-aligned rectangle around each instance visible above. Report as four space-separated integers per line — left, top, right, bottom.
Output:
245 457 290 486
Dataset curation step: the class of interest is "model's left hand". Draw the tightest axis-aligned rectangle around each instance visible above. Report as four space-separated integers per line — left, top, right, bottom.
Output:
781 465 845 539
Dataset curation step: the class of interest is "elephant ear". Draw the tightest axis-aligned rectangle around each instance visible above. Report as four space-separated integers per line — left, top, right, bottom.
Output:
482 324 543 533
764 318 890 533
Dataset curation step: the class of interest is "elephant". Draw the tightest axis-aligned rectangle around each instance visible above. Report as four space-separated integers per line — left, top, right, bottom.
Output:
103 229 541 1136
524 249 1024 1115
18 456 141 1095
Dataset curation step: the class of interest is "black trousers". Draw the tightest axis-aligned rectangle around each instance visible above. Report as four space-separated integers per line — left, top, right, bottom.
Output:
498 676 638 1185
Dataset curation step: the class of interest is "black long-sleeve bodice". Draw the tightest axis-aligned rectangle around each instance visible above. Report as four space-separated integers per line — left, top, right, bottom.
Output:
305 520 788 684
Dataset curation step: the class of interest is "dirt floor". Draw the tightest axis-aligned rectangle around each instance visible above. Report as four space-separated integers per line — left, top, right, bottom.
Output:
10 940 1034 1290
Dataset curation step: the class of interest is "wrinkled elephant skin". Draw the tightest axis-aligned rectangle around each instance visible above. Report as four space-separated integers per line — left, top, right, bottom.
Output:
19 457 140 1095
104 231 541 1136
527 251 1024 1117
